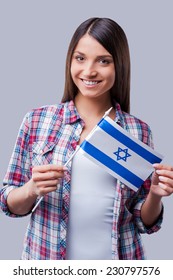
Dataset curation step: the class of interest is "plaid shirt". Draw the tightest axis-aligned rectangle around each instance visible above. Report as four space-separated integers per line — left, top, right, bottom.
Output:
0 100 163 260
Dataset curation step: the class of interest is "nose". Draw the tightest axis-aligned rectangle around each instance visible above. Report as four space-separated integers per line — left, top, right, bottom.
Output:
82 62 97 78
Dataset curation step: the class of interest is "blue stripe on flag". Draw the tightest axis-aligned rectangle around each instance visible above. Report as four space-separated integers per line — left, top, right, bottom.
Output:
80 141 144 188
99 119 161 164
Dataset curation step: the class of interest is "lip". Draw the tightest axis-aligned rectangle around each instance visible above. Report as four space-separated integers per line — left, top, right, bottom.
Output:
80 78 102 87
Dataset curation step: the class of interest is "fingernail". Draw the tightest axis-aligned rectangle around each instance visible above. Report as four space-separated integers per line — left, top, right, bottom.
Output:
156 169 162 174
158 182 165 189
153 163 160 168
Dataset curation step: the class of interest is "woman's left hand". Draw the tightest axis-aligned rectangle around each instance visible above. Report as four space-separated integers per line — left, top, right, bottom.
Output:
151 163 173 197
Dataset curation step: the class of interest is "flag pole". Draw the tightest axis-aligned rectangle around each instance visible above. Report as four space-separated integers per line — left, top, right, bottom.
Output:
31 107 113 213
31 148 81 213
103 107 113 117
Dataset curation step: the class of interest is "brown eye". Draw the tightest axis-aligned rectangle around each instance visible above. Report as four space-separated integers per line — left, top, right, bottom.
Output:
75 55 84 62
99 59 110 65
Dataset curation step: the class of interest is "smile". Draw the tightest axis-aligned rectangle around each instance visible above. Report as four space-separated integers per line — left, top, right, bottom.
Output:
81 79 101 85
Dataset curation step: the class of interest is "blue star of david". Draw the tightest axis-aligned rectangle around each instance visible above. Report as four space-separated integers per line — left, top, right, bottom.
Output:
114 147 131 162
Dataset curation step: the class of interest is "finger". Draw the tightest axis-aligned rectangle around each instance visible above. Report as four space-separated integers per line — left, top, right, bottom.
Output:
158 183 173 194
33 164 68 173
159 176 173 187
153 163 173 171
33 171 65 182
36 179 59 188
37 185 58 196
155 169 173 179
151 171 160 185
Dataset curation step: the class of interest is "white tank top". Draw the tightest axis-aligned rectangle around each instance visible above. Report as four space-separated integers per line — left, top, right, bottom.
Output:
66 147 116 260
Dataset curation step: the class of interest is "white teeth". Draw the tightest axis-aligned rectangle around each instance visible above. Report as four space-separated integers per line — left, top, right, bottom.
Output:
83 80 99 85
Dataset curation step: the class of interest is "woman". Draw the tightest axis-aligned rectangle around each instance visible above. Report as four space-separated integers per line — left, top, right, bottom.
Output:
0 17 173 260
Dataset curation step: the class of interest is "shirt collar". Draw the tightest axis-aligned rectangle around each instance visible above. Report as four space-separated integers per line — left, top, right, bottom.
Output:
62 100 126 128
62 100 82 125
114 102 126 129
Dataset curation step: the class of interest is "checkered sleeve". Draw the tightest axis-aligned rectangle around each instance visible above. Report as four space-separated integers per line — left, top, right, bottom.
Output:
132 179 163 234
128 125 163 234
0 112 31 217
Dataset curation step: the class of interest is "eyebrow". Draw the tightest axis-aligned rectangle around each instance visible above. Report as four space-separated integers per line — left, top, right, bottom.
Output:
73 51 113 59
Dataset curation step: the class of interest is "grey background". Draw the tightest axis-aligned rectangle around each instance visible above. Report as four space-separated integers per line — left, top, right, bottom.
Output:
0 0 172 259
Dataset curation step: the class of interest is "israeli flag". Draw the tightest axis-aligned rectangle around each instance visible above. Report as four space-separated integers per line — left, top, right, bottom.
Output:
79 114 163 192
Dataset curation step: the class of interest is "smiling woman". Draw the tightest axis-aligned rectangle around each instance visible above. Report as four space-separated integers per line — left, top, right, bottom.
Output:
63 18 130 113
70 34 115 101
1 17 173 260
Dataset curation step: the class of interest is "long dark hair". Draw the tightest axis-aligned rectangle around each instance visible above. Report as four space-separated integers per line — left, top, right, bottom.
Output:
62 17 130 113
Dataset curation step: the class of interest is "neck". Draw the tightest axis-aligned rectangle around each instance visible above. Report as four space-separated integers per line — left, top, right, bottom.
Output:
74 94 113 120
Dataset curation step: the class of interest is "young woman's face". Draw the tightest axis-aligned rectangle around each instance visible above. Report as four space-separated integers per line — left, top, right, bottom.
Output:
70 34 115 100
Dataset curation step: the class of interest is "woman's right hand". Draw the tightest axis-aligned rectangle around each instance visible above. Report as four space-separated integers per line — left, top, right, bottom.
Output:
28 164 68 198
6 164 68 215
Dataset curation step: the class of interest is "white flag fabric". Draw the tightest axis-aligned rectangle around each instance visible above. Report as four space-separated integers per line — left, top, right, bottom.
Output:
79 116 163 192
